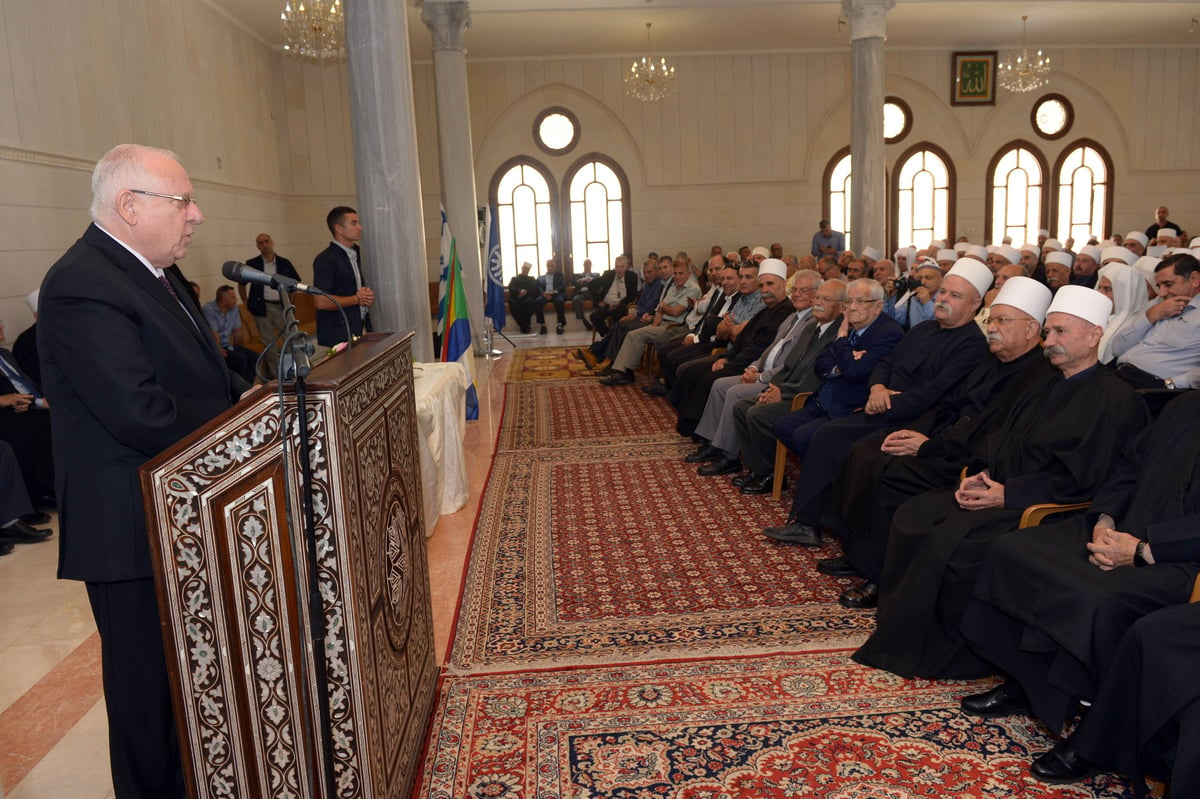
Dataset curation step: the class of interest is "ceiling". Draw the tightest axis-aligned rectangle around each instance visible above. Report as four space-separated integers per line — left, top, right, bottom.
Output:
209 0 1200 61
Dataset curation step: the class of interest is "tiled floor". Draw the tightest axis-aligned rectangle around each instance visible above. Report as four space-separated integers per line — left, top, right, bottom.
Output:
0 325 586 797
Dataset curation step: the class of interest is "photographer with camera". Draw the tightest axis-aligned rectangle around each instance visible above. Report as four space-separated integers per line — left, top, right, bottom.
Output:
887 260 942 329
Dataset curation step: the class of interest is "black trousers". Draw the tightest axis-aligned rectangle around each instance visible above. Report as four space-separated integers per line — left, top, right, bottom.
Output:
87 579 187 799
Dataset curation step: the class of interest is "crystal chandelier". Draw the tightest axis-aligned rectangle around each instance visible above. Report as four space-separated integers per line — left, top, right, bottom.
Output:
998 16 1050 93
624 23 676 102
281 0 346 62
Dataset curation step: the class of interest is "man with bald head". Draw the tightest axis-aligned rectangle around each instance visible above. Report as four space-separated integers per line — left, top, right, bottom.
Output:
39 144 251 797
763 260 991 547
855 286 1151 680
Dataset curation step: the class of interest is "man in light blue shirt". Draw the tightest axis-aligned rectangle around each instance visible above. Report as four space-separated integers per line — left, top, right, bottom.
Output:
888 262 942 329
202 285 258 383
1111 253 1200 389
811 220 845 259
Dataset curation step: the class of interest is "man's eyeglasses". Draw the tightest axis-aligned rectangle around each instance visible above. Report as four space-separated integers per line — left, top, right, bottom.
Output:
130 189 197 208
845 298 881 306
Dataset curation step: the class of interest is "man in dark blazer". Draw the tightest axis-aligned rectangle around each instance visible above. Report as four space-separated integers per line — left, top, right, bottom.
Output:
241 232 299 375
39 144 250 798
585 255 640 336
312 205 374 346
534 257 567 334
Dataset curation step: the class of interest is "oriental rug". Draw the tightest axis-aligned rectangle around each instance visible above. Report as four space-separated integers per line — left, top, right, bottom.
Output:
447 443 875 672
505 345 601 382
416 650 1138 799
496 379 683 452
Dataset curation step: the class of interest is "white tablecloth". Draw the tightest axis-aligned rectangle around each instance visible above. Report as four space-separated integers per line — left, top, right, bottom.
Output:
412 361 470 536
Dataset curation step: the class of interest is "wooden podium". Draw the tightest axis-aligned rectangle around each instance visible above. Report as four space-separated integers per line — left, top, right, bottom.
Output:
141 332 436 798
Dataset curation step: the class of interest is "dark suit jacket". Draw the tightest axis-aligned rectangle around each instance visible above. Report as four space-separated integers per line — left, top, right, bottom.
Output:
312 242 368 346
725 301 795 372
868 319 988 422
693 290 739 344
775 315 844 400
588 269 640 310
536 272 565 296
244 254 300 316
0 348 41 404
814 314 905 417
38 223 248 582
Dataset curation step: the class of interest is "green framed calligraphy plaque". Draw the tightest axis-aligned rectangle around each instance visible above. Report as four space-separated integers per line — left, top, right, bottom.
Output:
952 51 997 106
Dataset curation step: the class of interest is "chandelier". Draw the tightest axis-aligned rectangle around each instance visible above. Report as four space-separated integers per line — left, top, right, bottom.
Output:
281 0 346 62
624 23 676 102
998 16 1050 93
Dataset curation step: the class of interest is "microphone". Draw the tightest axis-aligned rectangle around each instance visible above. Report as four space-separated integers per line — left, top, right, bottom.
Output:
221 261 321 295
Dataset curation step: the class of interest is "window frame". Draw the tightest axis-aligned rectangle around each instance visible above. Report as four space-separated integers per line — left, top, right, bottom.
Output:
1049 138 1114 245
487 155 561 283
890 142 957 252
984 140 1049 245
561 152 633 279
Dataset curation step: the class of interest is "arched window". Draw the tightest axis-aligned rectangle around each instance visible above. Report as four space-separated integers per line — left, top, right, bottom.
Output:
489 157 558 283
986 142 1047 246
893 144 955 250
822 147 853 251
564 155 631 273
1052 140 1113 246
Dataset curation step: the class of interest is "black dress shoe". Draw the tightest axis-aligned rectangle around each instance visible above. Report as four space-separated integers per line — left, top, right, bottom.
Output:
684 444 721 463
34 493 57 511
698 456 741 476
641 382 668 396
960 681 1030 718
539 325 548 334
739 473 775 495
520 326 532 334
762 523 822 546
600 371 634 386
556 323 564 334
838 580 879 608
1031 737 1090 783
817 556 860 577
0 541 13 556
583 320 594 331
21 512 52 525
0 520 53 544
731 471 759 488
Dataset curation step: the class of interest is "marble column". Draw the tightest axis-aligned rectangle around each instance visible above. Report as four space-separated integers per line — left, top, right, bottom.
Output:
422 0 486 355
344 0 434 362
841 0 894 255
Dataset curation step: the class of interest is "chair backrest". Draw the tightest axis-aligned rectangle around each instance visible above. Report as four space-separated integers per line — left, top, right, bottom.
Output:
236 304 265 352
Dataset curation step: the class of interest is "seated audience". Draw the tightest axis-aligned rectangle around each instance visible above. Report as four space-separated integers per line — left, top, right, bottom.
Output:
1096 262 1152 365
0 326 55 508
571 259 598 330
600 259 700 386
887 261 941 328
584 258 663 371
201 285 258 383
1109 252 1200 389
0 440 53 553
534 258 567 334
584 255 639 338
507 262 541 333
645 261 742 396
13 290 41 387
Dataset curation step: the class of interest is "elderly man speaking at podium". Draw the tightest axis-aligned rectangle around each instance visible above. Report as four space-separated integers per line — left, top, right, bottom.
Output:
39 144 250 798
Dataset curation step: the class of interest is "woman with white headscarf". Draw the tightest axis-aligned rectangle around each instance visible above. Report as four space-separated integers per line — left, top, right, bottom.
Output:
1097 262 1152 365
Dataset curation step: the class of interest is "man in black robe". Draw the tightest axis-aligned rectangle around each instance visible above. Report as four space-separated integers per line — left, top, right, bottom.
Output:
670 260 792 437
762 258 994 547
819 276 1054 608
954 389 1200 759
1052 603 1200 793
854 286 1153 679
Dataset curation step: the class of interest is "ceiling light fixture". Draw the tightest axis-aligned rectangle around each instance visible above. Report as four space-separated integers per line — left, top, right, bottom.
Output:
281 0 346 62
624 22 676 103
998 15 1050 93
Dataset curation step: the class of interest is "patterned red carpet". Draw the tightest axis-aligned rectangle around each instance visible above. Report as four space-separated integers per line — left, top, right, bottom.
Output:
417 651 1137 798
505 345 601 382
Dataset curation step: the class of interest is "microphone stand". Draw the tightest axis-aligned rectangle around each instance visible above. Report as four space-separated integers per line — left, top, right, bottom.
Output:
275 288 337 799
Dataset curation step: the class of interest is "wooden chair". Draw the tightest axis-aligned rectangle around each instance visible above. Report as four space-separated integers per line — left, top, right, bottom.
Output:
771 392 811 500
236 304 265 353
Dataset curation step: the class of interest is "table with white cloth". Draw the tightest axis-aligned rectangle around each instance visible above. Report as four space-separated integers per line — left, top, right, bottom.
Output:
412 361 469 535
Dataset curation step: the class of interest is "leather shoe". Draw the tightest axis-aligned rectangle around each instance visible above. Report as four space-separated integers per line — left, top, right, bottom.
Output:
762 523 822 546
684 444 721 464
583 320 594 331
22 512 52 525
731 471 760 488
641 382 668 396
838 580 879 608
1031 737 1090 784
960 682 1030 718
600 371 633 386
698 456 741 476
739 473 775 495
0 520 53 544
539 325 548 334
556 323 564 334
577 348 599 369
817 556 860 577
0 541 13 556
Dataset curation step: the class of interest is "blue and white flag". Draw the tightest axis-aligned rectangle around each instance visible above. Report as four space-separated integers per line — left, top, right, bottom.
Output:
483 205 506 332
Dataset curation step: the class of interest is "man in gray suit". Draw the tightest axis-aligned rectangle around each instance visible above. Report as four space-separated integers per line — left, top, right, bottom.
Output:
728 280 848 494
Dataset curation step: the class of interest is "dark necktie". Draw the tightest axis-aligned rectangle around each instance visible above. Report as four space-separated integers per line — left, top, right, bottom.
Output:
158 273 179 300
848 328 860 348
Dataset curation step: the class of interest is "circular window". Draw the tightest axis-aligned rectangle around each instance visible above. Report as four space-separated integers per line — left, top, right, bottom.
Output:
533 107 580 155
1032 94 1073 140
883 97 912 144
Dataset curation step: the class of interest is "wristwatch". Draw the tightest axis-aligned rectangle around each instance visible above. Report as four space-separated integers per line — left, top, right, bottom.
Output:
1133 540 1149 568
1163 378 1176 390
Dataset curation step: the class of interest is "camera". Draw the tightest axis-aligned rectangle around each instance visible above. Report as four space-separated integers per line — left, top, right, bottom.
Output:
893 276 921 293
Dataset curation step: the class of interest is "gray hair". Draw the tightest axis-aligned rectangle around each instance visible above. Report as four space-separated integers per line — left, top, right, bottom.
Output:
848 277 885 301
792 268 822 287
90 143 180 220
822 279 849 301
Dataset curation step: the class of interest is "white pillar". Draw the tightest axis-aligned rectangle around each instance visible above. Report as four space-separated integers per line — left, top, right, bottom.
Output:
344 0 434 362
422 0 486 355
841 0 894 255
